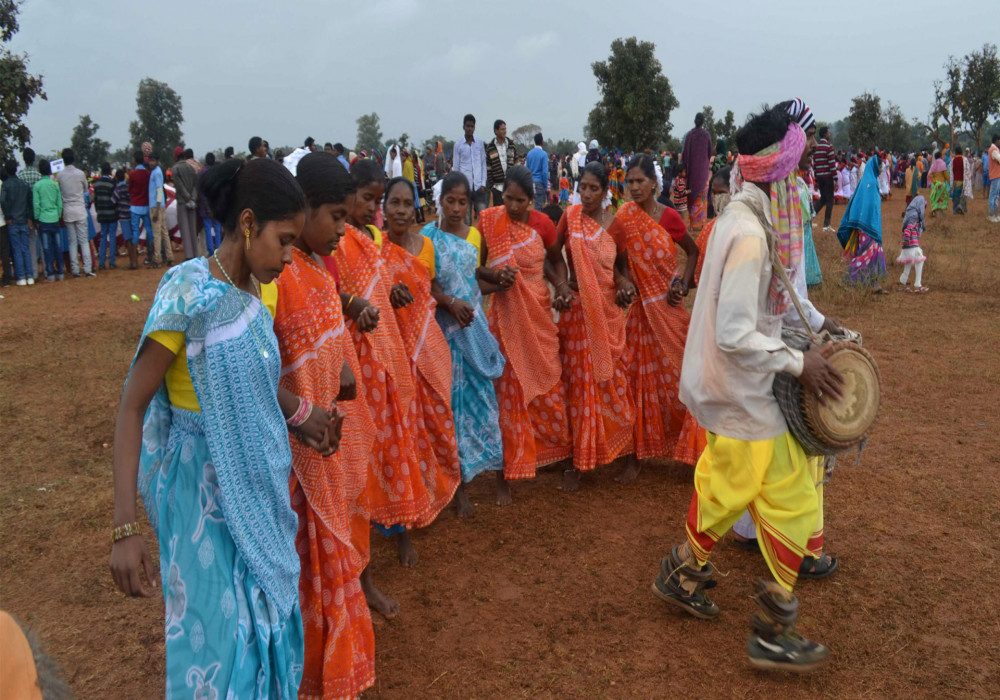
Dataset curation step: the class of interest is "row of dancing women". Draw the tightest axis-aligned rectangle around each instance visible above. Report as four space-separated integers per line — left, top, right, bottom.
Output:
109 150 705 699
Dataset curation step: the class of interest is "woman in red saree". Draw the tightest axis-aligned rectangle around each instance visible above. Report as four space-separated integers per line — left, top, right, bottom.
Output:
479 165 572 502
616 154 704 483
274 152 375 698
556 161 636 491
379 177 461 517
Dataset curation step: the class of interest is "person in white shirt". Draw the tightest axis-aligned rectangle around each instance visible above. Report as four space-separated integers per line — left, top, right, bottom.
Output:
452 113 488 224
651 105 844 672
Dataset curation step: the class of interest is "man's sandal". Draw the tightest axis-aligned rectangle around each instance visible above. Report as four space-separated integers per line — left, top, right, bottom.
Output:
798 553 839 580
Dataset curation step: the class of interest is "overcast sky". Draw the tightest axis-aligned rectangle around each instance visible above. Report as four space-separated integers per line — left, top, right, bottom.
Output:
9 0 996 156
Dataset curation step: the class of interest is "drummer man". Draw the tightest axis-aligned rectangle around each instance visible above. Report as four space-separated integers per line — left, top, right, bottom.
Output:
651 104 845 672
730 98 844 578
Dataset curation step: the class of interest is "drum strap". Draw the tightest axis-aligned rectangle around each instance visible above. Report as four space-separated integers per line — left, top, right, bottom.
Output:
734 198 822 345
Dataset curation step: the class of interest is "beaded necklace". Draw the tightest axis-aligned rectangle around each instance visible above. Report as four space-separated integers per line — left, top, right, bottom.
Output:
213 249 269 359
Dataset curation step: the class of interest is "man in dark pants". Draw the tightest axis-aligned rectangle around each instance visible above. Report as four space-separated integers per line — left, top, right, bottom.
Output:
812 126 836 231
485 119 517 207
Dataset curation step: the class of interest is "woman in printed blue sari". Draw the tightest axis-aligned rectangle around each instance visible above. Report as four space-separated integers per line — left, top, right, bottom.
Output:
838 154 887 291
422 171 506 517
109 158 310 698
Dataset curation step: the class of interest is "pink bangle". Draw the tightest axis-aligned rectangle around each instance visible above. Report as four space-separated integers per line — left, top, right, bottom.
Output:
286 397 312 428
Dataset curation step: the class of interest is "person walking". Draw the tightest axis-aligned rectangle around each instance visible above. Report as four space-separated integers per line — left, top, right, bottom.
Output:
525 133 549 210
92 163 118 269
54 148 94 278
813 126 836 231
485 119 517 207
173 147 200 260
111 168 137 269
682 113 713 234
453 114 488 223
127 152 154 265
148 153 173 267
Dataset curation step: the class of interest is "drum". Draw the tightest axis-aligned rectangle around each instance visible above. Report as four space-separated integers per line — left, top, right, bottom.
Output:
774 329 881 456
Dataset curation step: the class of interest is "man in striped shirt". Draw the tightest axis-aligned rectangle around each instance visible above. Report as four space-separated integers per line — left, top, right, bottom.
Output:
813 127 836 231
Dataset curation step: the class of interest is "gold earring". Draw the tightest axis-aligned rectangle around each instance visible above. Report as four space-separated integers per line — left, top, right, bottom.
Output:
244 228 250 251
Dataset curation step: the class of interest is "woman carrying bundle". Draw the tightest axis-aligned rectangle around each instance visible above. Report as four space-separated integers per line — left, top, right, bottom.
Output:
478 165 572 503
422 172 506 515
615 155 703 482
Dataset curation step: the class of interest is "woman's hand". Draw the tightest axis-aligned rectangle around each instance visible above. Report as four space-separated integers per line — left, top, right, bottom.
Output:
295 403 332 453
389 282 414 309
347 296 380 332
110 535 157 598
337 362 357 402
496 265 518 290
553 282 575 311
448 296 475 327
615 278 637 308
324 407 346 456
667 278 689 307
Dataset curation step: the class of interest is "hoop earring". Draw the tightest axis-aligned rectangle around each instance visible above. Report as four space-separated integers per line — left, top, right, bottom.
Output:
244 228 251 251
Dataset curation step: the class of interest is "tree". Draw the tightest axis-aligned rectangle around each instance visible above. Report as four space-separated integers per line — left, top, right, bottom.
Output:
550 138 578 157
70 114 110 172
959 43 1000 148
587 37 678 152
128 78 184 162
511 123 542 150
924 56 963 147
699 105 716 141
0 0 46 162
397 133 409 149
717 110 736 148
847 92 882 151
355 112 383 153
422 135 454 156
880 103 914 153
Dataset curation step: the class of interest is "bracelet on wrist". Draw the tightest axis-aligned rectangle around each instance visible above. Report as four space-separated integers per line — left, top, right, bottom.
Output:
286 397 313 428
112 522 141 544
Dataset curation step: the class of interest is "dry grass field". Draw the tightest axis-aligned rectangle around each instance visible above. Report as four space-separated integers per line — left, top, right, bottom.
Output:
1 189 998 698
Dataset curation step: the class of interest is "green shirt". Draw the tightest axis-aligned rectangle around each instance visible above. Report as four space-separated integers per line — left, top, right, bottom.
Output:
33 177 62 224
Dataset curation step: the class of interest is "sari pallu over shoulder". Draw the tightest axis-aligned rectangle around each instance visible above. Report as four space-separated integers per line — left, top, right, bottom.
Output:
330 224 415 411
274 249 370 573
478 206 561 401
129 257 299 620
422 222 505 380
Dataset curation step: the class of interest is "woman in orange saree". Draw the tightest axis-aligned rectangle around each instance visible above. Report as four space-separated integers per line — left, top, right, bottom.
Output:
379 177 461 519
556 162 636 491
479 165 572 502
616 154 704 483
274 152 376 699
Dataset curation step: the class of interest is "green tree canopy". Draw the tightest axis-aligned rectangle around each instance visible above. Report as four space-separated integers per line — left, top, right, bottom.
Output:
511 123 542 151
70 114 110 173
959 43 1000 147
847 92 882 151
0 0 46 162
128 78 184 162
586 37 678 152
355 112 383 154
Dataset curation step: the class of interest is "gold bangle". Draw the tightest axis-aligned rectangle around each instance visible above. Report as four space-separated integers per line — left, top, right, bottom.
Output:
112 522 141 543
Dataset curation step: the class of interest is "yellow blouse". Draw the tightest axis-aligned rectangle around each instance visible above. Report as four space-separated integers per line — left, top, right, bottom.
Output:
466 226 482 262
148 281 278 412
416 236 436 278
365 224 383 250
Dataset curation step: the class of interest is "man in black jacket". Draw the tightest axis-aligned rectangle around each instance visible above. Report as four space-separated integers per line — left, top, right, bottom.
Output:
485 119 517 206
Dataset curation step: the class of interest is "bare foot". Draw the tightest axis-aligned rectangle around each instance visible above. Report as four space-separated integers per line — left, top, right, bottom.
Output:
559 468 581 492
396 531 418 567
616 455 641 485
495 471 512 507
455 484 475 517
360 565 399 619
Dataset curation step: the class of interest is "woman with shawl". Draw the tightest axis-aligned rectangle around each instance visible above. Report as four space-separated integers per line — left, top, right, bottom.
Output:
110 159 307 697
838 154 887 290
556 161 636 491
928 151 949 215
615 155 703 483
333 159 454 615
274 152 376 699
384 146 403 179
478 165 572 502
422 171 506 515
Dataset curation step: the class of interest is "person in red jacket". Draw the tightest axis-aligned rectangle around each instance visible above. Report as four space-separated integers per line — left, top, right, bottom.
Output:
127 151 153 264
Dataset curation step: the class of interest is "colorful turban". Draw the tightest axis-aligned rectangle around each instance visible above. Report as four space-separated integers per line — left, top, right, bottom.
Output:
786 98 815 132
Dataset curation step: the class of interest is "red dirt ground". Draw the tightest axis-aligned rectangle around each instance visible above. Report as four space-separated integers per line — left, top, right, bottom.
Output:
1 191 998 698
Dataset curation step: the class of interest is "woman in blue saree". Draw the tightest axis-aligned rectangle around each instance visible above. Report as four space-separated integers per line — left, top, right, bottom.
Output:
110 159 310 698
422 171 505 517
838 154 887 290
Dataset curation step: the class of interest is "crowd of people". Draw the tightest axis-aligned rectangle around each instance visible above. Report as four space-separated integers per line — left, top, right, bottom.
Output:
0 94 992 697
